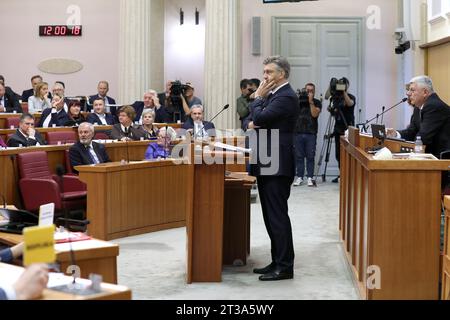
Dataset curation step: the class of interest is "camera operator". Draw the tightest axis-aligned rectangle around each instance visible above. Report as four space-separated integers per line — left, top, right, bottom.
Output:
293 83 322 187
327 77 356 183
237 79 254 128
163 81 191 123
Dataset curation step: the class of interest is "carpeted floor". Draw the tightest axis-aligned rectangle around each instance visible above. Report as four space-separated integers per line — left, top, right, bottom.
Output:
114 180 359 300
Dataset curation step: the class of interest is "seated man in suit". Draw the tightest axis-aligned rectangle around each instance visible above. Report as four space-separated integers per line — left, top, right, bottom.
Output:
86 98 116 125
110 105 146 141
0 263 48 300
0 82 22 113
51 82 69 112
69 122 111 172
88 81 116 111
182 104 216 139
0 75 21 101
132 90 171 124
7 113 46 147
387 75 450 159
37 93 70 128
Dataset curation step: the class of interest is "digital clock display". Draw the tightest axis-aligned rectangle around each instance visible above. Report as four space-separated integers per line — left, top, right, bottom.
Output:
39 25 82 37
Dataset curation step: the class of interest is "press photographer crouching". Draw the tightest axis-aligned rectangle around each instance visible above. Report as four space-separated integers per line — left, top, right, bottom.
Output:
327 77 356 183
163 80 191 123
293 83 322 187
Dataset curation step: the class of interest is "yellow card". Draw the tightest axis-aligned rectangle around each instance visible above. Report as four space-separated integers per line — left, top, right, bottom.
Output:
23 225 55 266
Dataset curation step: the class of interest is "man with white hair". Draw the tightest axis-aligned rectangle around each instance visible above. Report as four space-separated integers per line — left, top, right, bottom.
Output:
182 104 216 138
132 89 171 123
387 75 450 158
69 122 111 173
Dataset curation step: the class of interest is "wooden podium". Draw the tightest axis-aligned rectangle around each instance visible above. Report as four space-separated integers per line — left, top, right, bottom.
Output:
186 144 251 283
340 128 450 299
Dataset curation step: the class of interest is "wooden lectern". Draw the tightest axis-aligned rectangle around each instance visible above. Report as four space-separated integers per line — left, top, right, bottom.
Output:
340 127 450 299
186 143 252 283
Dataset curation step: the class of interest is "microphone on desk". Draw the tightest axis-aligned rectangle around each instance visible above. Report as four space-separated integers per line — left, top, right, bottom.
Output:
380 106 386 125
193 104 229 140
356 98 408 132
124 127 130 163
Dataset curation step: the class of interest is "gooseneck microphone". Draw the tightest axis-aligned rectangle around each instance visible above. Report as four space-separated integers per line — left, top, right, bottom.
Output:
357 98 407 132
193 104 229 140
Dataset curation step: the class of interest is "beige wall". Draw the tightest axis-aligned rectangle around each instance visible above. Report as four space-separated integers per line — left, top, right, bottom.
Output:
240 0 401 126
0 0 120 100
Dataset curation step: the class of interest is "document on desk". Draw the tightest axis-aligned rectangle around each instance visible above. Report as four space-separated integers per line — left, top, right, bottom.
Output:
213 142 251 154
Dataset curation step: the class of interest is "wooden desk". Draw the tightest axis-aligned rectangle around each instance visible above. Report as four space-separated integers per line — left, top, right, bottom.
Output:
443 196 450 300
0 263 131 300
0 232 119 284
340 128 450 299
76 160 189 240
0 140 152 206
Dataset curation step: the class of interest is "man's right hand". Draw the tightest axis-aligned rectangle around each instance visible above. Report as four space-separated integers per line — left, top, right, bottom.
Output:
28 127 36 138
13 264 49 300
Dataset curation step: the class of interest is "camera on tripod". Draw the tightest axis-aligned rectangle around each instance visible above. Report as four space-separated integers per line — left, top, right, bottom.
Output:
329 77 348 97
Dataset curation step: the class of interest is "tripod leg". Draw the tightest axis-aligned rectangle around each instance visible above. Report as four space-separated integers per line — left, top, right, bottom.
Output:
321 116 335 182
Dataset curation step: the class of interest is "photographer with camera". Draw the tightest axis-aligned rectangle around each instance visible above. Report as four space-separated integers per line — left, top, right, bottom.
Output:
326 77 356 183
162 80 191 123
293 83 322 187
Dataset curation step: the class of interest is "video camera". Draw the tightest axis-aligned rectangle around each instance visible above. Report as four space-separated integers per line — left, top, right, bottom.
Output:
297 88 309 106
170 80 190 97
329 77 349 97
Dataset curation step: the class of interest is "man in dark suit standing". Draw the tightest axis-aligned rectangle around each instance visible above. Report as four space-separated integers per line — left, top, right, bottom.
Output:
182 105 216 138
69 122 111 173
387 75 450 159
7 113 46 147
0 82 22 113
246 56 299 281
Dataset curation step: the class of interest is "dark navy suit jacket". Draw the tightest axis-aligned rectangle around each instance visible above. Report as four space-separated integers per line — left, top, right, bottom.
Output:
247 83 299 177
182 119 216 137
399 93 450 158
37 108 70 127
88 94 116 111
69 141 111 173
7 129 46 147
86 113 116 125
1 90 22 113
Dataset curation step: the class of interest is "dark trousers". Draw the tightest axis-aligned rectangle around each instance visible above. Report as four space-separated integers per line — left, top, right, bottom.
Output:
295 133 317 178
334 131 344 169
257 175 295 271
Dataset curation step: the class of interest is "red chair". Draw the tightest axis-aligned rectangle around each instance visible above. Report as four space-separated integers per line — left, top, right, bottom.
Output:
94 132 110 140
5 117 20 129
17 151 87 213
47 131 77 145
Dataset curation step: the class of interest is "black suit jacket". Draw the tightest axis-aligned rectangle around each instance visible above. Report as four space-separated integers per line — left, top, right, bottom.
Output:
132 102 171 123
247 84 300 177
110 124 147 141
1 90 22 113
69 141 111 173
399 93 450 158
7 129 46 147
182 119 216 137
88 95 116 111
86 113 116 125
37 108 70 127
